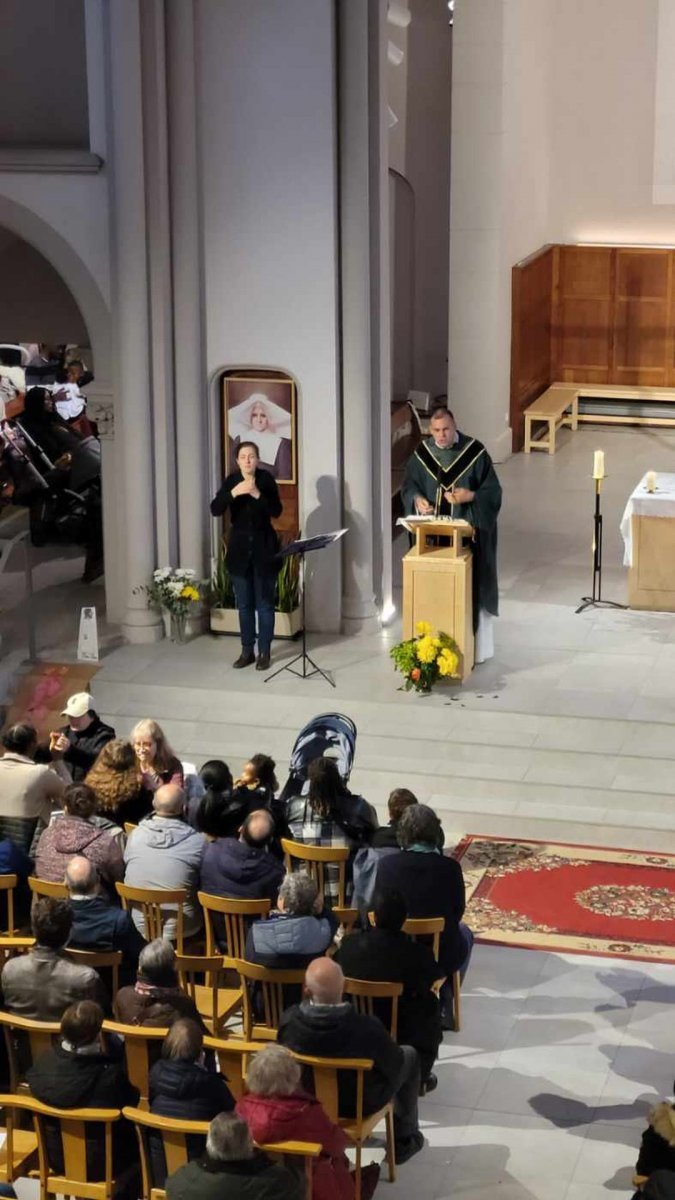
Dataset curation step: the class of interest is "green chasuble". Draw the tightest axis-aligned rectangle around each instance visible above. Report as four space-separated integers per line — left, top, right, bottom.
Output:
401 432 502 623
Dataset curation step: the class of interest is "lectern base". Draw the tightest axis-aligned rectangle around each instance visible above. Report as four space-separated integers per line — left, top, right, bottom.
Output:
402 547 475 681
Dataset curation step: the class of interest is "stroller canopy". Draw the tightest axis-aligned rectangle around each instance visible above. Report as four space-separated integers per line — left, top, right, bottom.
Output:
283 712 357 798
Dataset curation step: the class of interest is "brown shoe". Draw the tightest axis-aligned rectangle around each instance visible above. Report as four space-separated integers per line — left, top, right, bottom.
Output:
233 651 255 669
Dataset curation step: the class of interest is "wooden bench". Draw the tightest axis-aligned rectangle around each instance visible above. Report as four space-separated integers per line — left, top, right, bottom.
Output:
523 386 578 454
524 382 675 454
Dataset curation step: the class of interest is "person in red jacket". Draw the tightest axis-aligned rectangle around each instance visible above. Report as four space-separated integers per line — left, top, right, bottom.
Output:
236 1044 358 1200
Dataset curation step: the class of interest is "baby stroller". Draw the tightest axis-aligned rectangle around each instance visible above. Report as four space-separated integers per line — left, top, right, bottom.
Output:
279 712 358 805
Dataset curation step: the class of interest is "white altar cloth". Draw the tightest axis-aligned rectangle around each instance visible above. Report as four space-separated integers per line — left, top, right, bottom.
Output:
619 473 675 566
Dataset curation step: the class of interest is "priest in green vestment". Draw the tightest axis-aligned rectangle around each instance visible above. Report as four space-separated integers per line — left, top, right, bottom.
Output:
401 406 502 660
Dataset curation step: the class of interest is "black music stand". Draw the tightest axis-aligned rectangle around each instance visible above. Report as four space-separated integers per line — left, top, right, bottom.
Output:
265 530 346 687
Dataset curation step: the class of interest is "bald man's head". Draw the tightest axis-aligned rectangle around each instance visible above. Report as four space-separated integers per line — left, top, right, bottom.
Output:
153 784 186 817
240 809 274 848
65 855 98 896
304 957 344 1005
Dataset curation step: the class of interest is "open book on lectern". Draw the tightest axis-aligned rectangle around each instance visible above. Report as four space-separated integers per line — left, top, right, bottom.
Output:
275 529 347 560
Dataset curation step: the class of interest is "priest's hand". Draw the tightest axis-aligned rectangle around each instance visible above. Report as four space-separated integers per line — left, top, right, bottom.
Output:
446 487 474 504
414 495 433 514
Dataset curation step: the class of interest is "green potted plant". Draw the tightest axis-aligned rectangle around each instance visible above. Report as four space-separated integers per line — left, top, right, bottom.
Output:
208 539 302 638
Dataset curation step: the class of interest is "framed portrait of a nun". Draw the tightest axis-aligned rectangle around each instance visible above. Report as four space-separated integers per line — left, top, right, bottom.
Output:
223 376 296 483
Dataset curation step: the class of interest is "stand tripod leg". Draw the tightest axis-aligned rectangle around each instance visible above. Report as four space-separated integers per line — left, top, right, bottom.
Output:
264 549 335 686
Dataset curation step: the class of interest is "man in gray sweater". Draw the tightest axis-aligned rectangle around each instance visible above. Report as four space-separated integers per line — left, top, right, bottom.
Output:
123 784 206 940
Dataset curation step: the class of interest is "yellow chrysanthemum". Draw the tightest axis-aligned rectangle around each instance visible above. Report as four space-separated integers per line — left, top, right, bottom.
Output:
415 620 432 637
416 636 437 664
181 585 200 601
437 648 458 676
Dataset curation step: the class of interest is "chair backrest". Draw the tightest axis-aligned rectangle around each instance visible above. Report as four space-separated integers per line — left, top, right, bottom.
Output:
288 1051 373 1126
0 1011 61 1093
116 882 186 951
0 935 35 974
123 1106 321 1200
343 977 403 1039
0 874 18 936
202 1037 261 1101
367 912 445 961
123 823 137 837
197 892 271 959
281 838 349 907
28 876 68 899
0 1092 120 1200
174 953 229 1031
102 1021 168 1102
63 947 122 997
233 958 306 1039
402 916 445 962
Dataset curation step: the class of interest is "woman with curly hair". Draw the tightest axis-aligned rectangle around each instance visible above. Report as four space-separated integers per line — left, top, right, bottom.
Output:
85 739 146 828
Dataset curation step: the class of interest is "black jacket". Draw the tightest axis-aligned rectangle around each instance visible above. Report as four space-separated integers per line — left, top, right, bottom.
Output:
60 714 116 783
26 1042 139 1178
335 926 442 1063
166 1152 302 1200
148 1058 234 1185
371 823 399 849
375 849 466 973
69 896 146 982
210 468 282 576
278 1001 403 1117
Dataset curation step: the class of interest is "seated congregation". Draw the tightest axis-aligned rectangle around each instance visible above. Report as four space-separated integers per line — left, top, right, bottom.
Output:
0 696 479 1198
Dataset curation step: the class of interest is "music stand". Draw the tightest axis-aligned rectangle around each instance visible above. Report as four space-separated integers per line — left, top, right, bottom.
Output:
265 529 346 687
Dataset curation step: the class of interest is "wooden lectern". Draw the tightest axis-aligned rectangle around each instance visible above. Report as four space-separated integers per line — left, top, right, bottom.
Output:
401 518 475 681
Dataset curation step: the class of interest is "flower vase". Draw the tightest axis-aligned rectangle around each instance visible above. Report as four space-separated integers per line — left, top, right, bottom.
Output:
169 612 187 644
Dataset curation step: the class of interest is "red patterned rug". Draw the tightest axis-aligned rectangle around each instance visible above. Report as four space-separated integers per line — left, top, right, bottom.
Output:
453 834 675 964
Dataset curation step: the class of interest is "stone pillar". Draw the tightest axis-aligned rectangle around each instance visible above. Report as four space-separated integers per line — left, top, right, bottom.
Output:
106 0 162 641
339 0 380 634
166 0 208 580
448 0 512 462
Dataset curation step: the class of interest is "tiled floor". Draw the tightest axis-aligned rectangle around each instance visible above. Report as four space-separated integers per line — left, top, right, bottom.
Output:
387 945 673 1199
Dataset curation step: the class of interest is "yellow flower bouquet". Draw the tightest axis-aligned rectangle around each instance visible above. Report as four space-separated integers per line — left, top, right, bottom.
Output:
390 620 460 694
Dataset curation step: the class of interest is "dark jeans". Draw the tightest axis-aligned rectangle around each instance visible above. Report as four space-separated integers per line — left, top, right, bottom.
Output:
392 1044 421 1142
231 567 275 653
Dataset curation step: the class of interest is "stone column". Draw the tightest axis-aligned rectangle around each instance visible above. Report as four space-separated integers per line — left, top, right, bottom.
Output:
166 0 208 580
106 0 162 641
339 0 380 634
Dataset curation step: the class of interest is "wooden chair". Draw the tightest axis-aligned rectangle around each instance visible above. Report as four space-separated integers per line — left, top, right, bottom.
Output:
0 874 18 935
343 977 403 1039
116 882 186 951
203 1037 264 1101
64 948 122 997
290 1050 395 1200
28 876 68 899
123 822 137 836
123 1106 321 1200
281 838 349 907
332 907 359 939
175 953 242 1033
368 912 461 1031
0 1092 125 1200
0 935 35 973
102 1021 168 1105
233 959 306 1041
197 892 271 959
0 1011 60 1093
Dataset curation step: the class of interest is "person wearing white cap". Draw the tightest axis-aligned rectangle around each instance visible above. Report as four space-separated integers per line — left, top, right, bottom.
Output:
50 693 115 784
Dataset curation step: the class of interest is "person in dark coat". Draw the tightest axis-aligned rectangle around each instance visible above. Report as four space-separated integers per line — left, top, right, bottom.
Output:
371 788 418 850
190 760 233 833
210 440 282 671
278 958 424 1166
149 1019 234 1186
636 1102 675 1180
200 809 284 901
335 888 442 1091
375 804 472 1029
52 692 115 783
26 1000 139 1184
65 857 145 984
114 938 206 1029
166 1112 302 1200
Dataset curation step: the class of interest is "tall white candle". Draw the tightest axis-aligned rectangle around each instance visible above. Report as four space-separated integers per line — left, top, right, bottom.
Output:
593 450 605 480
645 470 657 493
